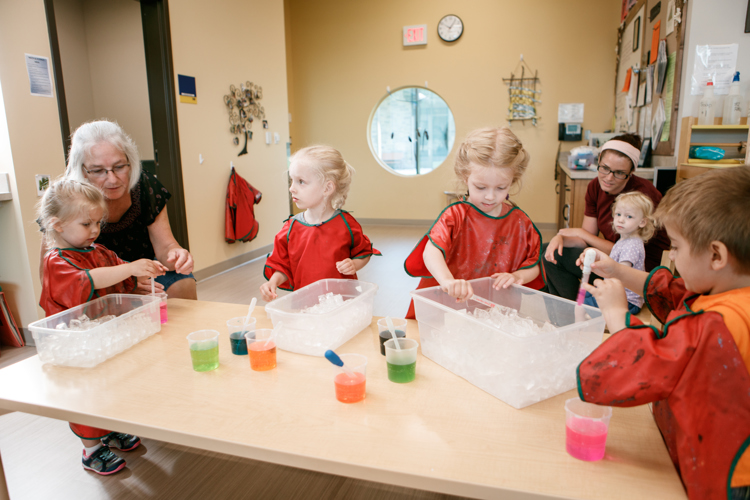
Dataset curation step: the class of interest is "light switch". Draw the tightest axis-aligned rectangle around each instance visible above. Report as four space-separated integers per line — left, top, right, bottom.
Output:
265 132 272 144
273 133 280 144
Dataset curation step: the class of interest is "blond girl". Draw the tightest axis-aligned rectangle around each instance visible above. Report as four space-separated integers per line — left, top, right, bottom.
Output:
261 146 380 301
404 127 544 318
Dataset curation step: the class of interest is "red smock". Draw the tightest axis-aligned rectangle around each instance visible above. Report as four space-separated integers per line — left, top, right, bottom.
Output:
41 244 138 440
263 211 381 291
225 167 262 243
403 201 544 319
577 267 750 499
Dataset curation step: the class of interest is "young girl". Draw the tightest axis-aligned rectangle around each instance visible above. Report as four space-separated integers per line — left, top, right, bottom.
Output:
404 127 544 318
583 191 654 315
260 145 380 301
38 178 167 475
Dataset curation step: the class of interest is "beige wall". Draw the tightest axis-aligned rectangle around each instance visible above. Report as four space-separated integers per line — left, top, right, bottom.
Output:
0 1 67 328
286 0 620 224
169 0 291 273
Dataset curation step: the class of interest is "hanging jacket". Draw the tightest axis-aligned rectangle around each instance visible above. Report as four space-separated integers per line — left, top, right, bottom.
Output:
225 167 262 243
577 267 750 499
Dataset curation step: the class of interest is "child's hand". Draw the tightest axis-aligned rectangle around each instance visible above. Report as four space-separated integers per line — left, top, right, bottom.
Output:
260 282 277 302
576 248 618 279
441 279 473 302
130 259 168 279
336 258 357 275
544 234 564 264
582 279 629 333
491 272 523 290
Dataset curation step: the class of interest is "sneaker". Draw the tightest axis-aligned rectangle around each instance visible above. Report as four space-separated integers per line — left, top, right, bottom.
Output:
82 446 126 475
102 433 141 452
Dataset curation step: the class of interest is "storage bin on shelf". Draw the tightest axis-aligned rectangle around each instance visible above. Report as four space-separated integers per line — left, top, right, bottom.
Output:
411 278 605 409
29 294 161 368
265 279 378 356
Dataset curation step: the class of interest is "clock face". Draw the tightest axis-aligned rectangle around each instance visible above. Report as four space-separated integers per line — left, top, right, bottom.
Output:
438 14 463 42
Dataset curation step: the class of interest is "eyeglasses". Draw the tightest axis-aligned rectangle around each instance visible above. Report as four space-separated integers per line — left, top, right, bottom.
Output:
83 163 130 179
597 164 630 180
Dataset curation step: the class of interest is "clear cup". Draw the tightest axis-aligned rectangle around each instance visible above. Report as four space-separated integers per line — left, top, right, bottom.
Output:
227 317 256 355
384 338 419 383
187 330 219 372
376 318 406 356
333 353 367 403
155 292 168 324
564 397 612 461
246 328 276 371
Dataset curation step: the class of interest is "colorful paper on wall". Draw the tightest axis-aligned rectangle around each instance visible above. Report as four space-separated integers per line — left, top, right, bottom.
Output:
178 74 197 104
650 21 661 64
622 68 632 92
660 52 677 142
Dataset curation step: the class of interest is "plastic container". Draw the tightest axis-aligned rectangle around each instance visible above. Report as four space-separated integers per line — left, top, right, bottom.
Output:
565 397 612 461
410 278 605 409
29 294 161 368
333 353 367 403
722 72 742 126
698 82 716 125
265 279 378 356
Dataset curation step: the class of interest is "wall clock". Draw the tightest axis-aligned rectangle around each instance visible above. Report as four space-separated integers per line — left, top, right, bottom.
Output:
438 15 463 42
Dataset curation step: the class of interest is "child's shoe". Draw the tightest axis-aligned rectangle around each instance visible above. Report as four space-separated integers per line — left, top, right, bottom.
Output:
102 433 141 452
82 446 126 475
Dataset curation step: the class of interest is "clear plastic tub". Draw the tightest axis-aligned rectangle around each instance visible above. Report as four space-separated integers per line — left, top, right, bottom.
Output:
411 278 605 409
265 279 378 356
29 294 161 368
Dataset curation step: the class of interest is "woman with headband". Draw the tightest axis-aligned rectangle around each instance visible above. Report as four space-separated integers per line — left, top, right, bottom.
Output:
543 133 670 301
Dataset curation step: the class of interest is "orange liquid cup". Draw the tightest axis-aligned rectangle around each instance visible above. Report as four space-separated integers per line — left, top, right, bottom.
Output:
334 372 366 403
246 329 277 371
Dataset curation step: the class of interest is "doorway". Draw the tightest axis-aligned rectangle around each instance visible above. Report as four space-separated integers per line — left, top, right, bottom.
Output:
44 0 189 248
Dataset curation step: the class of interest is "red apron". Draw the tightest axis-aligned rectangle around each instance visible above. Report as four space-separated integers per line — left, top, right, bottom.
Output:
264 211 381 291
225 167 262 243
404 201 543 318
577 268 750 499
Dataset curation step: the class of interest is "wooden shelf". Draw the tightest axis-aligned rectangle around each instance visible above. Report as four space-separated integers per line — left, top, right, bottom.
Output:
691 124 749 130
680 163 745 169
677 117 750 182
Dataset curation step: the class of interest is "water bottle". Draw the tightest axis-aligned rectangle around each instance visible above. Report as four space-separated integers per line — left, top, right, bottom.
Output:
698 82 715 125
722 72 742 126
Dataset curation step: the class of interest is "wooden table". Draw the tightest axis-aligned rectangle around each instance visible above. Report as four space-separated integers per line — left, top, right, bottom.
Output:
0 300 686 499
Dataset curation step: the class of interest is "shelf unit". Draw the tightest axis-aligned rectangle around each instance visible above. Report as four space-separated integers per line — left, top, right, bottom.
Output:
676 117 749 182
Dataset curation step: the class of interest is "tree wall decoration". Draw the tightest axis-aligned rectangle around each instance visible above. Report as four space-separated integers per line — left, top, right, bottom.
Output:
224 81 265 156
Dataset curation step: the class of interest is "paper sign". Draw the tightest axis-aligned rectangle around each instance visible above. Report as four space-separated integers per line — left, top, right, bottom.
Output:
650 21 660 64
666 1 676 35
558 103 584 123
178 74 197 104
691 44 738 95
661 52 677 141
25 54 53 97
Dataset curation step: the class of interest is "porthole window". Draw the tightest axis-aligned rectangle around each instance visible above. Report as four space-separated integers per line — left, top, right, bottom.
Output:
368 87 456 176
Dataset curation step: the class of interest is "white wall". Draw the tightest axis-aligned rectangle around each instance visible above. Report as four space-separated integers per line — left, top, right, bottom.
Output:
679 0 750 119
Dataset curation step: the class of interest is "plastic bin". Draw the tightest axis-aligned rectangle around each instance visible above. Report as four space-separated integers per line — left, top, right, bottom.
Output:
29 294 161 368
265 279 378 356
411 278 605 409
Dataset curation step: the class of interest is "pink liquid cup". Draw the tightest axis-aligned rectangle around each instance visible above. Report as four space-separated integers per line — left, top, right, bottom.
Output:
564 397 612 461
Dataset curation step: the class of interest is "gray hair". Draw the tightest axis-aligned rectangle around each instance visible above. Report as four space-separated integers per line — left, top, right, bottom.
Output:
65 120 142 191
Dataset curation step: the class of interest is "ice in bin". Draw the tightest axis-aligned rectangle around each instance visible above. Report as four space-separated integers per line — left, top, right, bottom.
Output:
411 278 605 409
265 279 378 356
29 294 161 368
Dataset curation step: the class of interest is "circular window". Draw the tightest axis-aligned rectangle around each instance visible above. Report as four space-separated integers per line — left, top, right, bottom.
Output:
368 87 456 176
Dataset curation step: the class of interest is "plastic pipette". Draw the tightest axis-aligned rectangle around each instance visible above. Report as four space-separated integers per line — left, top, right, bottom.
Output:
324 349 355 377
469 295 497 308
385 316 402 351
577 249 597 306
264 320 281 348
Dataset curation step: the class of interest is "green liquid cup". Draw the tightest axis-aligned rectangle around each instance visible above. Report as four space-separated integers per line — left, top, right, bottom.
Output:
384 338 419 383
187 330 220 372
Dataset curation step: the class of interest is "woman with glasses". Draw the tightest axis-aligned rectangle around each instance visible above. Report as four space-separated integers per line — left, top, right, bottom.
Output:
542 134 670 301
42 120 197 299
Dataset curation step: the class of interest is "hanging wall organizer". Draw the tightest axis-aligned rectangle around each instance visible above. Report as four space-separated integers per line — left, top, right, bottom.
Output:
224 81 265 156
503 55 541 127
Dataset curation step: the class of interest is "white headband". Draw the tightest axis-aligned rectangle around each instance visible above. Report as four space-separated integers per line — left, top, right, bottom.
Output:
600 140 641 170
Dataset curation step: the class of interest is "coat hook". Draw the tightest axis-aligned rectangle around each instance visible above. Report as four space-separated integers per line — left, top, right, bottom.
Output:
386 86 391 95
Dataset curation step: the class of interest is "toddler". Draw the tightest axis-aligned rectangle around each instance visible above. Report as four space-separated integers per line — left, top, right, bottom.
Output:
261 145 380 301
404 127 544 318
583 191 654 315
38 178 166 475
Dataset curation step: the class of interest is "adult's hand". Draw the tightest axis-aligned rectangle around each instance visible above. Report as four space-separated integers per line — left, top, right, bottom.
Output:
133 277 165 295
167 248 194 274
544 234 565 264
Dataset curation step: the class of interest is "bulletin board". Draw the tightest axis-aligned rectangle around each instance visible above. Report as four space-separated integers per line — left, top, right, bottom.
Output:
614 0 688 156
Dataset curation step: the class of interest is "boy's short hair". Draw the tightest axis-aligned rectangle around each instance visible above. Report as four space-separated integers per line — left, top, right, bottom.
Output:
654 166 750 274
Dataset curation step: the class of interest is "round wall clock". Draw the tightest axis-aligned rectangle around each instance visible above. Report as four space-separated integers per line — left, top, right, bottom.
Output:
438 15 463 42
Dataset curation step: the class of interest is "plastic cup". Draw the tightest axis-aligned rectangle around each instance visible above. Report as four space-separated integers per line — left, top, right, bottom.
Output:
155 292 168 324
376 318 406 356
384 338 418 383
333 354 367 403
227 317 256 355
564 397 612 461
246 329 276 371
187 330 220 372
